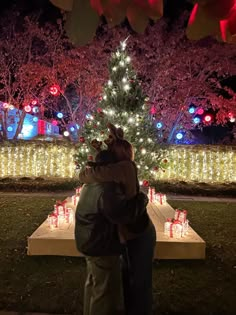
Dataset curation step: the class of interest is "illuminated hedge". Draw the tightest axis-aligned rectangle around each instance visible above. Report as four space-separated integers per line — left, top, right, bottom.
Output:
0 141 235 183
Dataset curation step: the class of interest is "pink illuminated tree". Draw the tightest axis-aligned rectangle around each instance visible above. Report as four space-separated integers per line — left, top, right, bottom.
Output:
0 9 235 143
0 13 107 141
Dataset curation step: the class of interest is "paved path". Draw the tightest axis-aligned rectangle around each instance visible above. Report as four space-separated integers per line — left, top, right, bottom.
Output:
0 191 236 202
167 194 236 203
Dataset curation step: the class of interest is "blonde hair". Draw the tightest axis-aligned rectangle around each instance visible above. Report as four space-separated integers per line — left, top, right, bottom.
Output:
110 139 134 162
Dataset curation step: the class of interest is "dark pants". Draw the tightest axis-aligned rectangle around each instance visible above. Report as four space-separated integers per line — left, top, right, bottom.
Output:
84 256 124 315
122 222 156 315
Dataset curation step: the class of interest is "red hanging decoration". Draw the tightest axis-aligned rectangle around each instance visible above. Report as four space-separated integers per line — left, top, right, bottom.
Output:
49 84 61 96
79 136 85 143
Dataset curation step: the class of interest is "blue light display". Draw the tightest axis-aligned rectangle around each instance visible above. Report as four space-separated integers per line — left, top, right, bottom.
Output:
176 132 184 140
57 112 63 119
193 117 201 124
188 107 196 114
156 122 163 129
1 106 60 140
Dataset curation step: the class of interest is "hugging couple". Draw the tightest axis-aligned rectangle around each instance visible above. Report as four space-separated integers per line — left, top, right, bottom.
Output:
75 123 156 315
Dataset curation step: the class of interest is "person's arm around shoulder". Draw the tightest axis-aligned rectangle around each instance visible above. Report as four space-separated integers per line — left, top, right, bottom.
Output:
99 189 149 225
79 160 131 184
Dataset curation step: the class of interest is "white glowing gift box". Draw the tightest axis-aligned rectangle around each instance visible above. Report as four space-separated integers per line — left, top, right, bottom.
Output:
164 217 189 238
154 192 167 205
48 213 59 229
72 195 80 206
164 219 183 238
48 207 74 229
54 200 67 216
174 209 187 223
148 187 155 203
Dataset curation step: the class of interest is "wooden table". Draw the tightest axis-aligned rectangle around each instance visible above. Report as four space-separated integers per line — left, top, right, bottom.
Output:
27 198 205 259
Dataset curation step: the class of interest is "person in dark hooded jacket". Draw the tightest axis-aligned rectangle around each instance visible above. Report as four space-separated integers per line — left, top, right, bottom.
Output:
79 126 156 315
75 149 148 315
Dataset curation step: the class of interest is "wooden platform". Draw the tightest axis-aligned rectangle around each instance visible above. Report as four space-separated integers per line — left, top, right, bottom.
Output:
27 198 205 259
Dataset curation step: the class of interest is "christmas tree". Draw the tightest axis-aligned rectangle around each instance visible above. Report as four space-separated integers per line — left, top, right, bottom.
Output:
74 40 167 182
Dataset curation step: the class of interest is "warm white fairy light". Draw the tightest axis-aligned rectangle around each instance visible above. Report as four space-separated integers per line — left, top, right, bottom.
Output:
12 146 18 176
112 90 116 95
0 144 235 182
182 148 187 179
109 109 115 116
128 117 134 123
189 151 195 180
139 138 144 142
112 66 117 72
119 60 125 67
1 147 5 176
7 146 11 175
26 146 32 176
116 51 120 57
122 77 127 83
141 148 147 154
32 145 37 176
123 84 130 91
108 80 113 86
121 41 127 50
230 117 235 122
126 56 131 63
215 149 221 182
49 146 54 176
103 95 107 100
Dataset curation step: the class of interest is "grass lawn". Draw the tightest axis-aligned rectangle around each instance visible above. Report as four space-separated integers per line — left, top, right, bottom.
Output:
0 194 235 315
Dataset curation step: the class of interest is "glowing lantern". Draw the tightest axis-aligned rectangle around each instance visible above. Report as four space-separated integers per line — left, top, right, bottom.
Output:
57 112 63 119
50 84 60 96
32 106 39 113
156 122 163 129
188 106 195 114
7 126 13 132
63 131 69 137
196 108 204 115
228 112 235 122
193 117 201 124
24 105 31 113
204 115 212 123
3 102 9 109
176 132 184 140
